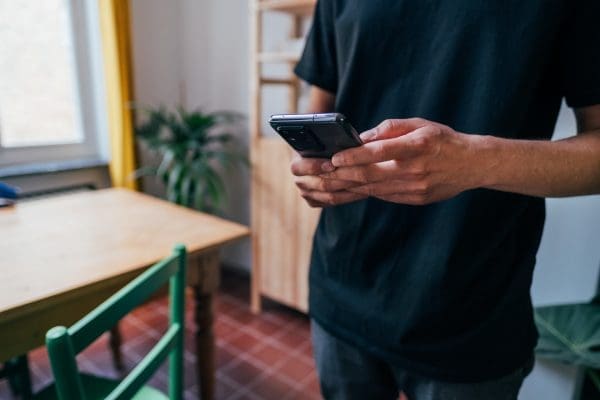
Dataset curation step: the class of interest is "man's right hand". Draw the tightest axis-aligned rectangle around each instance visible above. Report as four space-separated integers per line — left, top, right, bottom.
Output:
291 154 367 208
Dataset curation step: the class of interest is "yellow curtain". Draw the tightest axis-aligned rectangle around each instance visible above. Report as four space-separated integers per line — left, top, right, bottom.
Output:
99 0 137 190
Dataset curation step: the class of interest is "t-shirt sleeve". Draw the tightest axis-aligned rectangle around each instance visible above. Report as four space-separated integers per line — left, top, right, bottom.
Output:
294 0 338 93
561 1 600 108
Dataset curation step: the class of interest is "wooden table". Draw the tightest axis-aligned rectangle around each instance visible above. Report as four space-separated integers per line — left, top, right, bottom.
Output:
0 188 249 399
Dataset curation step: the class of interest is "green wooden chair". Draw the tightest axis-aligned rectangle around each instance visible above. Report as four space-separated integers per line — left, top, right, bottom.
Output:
34 244 187 400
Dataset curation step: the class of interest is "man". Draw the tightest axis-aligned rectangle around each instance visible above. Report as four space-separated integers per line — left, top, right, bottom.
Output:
290 1 600 399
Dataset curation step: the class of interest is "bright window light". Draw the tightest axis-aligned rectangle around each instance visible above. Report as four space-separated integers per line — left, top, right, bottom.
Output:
0 0 81 148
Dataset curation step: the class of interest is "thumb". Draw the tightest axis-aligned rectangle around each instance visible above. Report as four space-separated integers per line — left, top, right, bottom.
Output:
360 118 427 143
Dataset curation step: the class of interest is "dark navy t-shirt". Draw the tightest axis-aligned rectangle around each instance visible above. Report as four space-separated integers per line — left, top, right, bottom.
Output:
294 0 600 381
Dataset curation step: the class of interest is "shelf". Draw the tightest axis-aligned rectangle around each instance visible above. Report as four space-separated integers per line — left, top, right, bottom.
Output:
257 52 300 63
257 0 316 16
260 77 296 85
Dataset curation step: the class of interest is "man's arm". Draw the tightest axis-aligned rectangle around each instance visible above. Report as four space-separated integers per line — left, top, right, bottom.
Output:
290 86 368 208
480 104 600 197
307 85 336 113
317 105 600 205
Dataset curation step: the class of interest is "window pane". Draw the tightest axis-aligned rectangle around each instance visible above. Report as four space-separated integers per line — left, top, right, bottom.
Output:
0 0 81 147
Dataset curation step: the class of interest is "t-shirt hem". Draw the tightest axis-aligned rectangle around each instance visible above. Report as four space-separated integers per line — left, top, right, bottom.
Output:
309 280 536 383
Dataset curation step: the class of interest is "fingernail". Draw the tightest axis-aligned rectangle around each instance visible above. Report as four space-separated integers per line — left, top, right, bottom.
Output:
360 130 376 142
321 161 335 172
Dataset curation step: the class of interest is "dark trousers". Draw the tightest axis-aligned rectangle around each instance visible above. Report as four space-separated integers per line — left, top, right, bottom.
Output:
311 320 533 400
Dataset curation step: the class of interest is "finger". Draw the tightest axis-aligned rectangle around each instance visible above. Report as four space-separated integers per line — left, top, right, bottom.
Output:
359 118 429 143
332 126 432 167
321 160 400 183
346 180 429 197
300 190 366 207
376 193 431 206
294 175 359 192
291 156 335 176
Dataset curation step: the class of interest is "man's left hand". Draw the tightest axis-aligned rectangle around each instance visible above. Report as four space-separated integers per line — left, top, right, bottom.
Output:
322 118 488 205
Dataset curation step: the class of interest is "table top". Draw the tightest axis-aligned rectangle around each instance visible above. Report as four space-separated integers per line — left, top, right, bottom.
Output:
0 188 249 323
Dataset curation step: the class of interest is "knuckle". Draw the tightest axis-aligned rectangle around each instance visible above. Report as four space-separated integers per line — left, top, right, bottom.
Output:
410 161 428 178
409 117 427 125
376 119 395 137
373 141 387 160
412 134 431 150
357 168 369 183
318 178 330 192
414 180 431 196
381 119 395 131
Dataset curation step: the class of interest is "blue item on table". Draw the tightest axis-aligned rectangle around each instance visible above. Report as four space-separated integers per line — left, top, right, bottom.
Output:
0 182 20 199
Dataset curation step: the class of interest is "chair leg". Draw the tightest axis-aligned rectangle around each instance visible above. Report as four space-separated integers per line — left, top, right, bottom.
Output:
109 324 124 372
5 355 32 399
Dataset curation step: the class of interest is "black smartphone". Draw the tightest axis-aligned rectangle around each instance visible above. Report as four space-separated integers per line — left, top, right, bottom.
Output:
268 113 362 158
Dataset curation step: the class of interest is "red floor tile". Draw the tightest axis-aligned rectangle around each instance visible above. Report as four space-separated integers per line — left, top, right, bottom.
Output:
275 356 314 383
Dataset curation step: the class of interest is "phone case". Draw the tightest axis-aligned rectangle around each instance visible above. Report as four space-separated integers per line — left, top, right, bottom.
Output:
268 113 362 158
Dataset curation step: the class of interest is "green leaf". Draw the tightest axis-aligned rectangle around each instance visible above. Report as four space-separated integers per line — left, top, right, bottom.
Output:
535 301 600 368
203 166 226 211
157 148 176 180
166 163 185 204
193 178 206 211
180 172 194 208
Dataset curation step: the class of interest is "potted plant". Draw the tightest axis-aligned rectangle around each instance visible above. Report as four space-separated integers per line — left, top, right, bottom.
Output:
134 106 247 213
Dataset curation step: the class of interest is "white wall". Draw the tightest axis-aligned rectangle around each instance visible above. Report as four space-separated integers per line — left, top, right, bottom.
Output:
130 3 600 398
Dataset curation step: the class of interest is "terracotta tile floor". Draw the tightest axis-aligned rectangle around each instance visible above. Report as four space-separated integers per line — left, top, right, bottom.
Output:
0 269 322 399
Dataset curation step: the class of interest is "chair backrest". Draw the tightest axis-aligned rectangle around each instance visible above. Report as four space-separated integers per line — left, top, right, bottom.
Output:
45 244 187 400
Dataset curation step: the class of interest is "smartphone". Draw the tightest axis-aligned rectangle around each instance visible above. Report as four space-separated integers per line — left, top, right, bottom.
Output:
268 113 362 158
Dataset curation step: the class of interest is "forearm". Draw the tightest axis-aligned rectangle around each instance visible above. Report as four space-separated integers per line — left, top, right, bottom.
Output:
475 130 600 197
307 85 336 113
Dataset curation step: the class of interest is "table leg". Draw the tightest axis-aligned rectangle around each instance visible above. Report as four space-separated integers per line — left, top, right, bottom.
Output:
109 324 124 371
194 288 214 400
189 251 220 400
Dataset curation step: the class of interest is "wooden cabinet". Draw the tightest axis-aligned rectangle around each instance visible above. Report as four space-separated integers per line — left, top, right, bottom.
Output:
249 0 318 313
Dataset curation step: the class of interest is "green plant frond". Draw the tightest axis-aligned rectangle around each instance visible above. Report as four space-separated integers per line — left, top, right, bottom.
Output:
157 148 176 181
208 167 227 204
205 133 234 144
135 105 248 212
166 163 185 204
179 171 194 208
193 180 206 211
587 369 600 392
203 167 225 213
205 150 250 170
535 301 600 368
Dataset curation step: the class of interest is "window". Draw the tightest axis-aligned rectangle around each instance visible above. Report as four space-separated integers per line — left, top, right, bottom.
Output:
0 0 107 169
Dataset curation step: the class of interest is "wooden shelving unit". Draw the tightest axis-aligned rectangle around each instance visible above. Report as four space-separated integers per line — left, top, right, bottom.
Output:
249 0 319 313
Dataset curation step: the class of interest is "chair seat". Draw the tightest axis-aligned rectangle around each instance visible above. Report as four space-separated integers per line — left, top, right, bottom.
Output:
33 373 168 400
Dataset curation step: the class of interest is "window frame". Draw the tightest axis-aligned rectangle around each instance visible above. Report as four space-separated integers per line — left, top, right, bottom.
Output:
0 0 109 169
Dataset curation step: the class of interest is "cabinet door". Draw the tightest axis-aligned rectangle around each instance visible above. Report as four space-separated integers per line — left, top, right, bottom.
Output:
252 138 320 311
